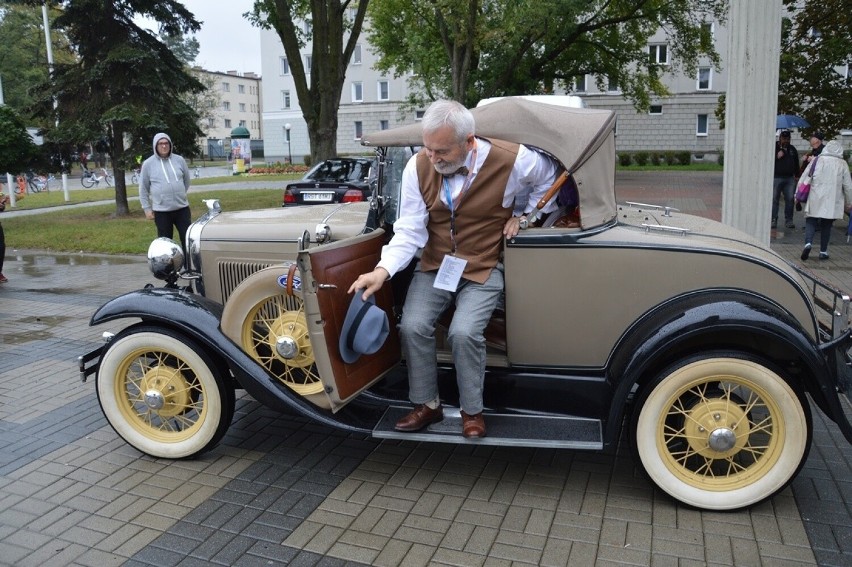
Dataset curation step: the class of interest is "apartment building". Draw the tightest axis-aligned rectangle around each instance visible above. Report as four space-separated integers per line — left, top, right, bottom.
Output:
194 69 263 158
259 10 843 165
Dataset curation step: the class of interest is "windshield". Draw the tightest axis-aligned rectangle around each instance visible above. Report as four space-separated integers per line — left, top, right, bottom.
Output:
379 147 416 225
307 159 373 182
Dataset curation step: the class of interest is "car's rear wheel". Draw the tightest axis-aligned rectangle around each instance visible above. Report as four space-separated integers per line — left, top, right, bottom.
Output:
221 265 324 396
96 326 234 459
631 352 810 510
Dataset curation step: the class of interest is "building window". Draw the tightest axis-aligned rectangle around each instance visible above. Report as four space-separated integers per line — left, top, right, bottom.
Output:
284 126 290 142
378 80 389 101
354 121 363 140
702 22 715 41
222 82 230 92
649 44 669 65
649 105 663 115
606 76 619 93
280 57 290 75
573 75 587 93
239 120 246 127
223 101 231 111
380 120 389 130
415 110 425 120
305 55 312 73
238 84 245 94
304 21 312 35
352 44 362 65
282 90 291 109
239 103 246 112
697 67 712 90
352 82 363 102
696 114 709 136
224 119 232 128
207 118 215 128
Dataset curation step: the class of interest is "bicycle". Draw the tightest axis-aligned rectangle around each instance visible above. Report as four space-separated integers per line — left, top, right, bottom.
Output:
193 165 201 179
130 168 141 184
81 167 113 188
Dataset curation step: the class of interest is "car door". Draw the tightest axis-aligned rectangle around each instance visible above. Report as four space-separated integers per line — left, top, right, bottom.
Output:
298 229 401 411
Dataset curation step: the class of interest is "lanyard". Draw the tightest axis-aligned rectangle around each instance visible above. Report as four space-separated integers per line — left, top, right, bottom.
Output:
442 144 477 254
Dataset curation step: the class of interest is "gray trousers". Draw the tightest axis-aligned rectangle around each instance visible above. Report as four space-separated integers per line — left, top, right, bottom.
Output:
399 263 504 415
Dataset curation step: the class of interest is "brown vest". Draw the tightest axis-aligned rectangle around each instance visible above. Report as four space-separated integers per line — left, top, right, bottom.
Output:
416 139 518 284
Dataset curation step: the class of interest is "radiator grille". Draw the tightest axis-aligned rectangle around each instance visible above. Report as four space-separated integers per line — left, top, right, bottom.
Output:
218 261 276 303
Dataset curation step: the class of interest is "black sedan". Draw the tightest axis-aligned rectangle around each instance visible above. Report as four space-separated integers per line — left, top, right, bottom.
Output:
282 157 376 205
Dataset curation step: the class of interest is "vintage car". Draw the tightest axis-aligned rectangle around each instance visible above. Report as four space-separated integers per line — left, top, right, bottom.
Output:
80 97 852 511
282 157 376 205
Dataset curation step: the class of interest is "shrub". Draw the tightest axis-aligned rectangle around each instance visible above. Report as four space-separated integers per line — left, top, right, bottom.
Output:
717 150 724 166
650 152 663 166
664 151 677 165
634 151 649 166
303 155 312 167
247 162 310 175
677 151 691 165
618 153 632 166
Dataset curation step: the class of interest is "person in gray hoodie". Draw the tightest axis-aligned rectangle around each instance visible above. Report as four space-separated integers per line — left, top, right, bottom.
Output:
139 133 191 250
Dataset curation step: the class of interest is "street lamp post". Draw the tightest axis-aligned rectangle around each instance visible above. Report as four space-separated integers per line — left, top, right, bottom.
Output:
285 123 292 164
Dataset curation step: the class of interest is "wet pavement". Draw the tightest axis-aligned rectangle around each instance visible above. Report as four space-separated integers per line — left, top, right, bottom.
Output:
1 170 851 566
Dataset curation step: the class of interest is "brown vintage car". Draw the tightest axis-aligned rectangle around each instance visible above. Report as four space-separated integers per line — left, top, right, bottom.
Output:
80 97 852 511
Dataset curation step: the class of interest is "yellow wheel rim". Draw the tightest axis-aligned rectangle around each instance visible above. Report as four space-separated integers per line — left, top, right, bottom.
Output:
241 293 323 396
655 375 784 490
113 348 207 442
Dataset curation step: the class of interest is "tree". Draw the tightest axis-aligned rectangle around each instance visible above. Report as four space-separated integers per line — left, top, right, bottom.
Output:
0 106 38 176
367 0 728 110
248 0 370 163
21 0 205 215
778 0 851 139
0 5 74 124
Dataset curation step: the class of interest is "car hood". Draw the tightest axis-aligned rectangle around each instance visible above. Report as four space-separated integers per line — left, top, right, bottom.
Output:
200 202 371 242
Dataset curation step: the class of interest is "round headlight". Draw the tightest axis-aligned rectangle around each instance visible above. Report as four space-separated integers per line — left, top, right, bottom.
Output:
147 237 184 280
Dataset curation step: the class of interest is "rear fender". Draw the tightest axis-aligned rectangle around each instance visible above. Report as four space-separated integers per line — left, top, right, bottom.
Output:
604 291 852 445
89 288 371 433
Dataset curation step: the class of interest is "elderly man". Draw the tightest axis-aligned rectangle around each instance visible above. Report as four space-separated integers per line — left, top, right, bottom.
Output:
347 99 559 438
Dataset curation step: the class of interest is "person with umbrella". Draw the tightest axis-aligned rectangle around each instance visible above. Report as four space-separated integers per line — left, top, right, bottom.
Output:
772 130 799 229
799 140 852 261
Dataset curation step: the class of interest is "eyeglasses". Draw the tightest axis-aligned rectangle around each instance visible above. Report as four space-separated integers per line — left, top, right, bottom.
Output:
157 141 170 146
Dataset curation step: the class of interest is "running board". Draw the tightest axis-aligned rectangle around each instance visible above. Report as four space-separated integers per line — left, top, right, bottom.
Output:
373 406 603 449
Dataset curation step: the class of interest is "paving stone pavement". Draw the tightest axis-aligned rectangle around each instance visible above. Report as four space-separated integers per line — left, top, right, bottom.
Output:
1 170 851 566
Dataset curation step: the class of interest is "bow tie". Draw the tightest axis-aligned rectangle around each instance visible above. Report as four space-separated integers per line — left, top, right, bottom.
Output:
447 166 469 177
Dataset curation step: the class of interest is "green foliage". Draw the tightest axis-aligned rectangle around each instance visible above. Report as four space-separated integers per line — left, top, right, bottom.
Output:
778 0 852 139
676 151 692 165
634 151 650 166
0 106 39 174
717 150 724 166
618 153 632 167
367 0 728 109
664 151 677 165
650 152 663 166
18 0 208 216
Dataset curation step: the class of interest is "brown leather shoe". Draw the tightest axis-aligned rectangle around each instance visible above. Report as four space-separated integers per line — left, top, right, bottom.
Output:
461 411 486 438
395 404 443 432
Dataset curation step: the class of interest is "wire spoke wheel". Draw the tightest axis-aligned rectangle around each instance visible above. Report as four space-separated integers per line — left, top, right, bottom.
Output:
240 292 323 396
632 353 810 510
97 327 233 458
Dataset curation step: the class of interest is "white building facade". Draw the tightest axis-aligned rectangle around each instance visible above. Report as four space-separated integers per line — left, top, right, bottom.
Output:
195 69 263 159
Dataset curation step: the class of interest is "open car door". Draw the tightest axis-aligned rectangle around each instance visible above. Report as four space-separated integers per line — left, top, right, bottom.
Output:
298 229 401 411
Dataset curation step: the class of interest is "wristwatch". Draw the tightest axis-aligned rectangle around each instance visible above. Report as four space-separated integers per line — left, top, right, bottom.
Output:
517 215 528 230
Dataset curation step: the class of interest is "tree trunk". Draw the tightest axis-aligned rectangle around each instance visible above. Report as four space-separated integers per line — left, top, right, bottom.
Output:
109 123 130 216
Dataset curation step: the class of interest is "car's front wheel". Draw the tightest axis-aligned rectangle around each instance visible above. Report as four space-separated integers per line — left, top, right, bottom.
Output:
631 352 811 510
96 326 234 459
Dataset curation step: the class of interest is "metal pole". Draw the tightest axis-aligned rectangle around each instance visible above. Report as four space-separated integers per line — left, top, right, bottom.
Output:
42 4 70 202
285 123 292 164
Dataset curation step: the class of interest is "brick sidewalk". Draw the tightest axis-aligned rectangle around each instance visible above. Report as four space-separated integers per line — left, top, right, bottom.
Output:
0 171 851 566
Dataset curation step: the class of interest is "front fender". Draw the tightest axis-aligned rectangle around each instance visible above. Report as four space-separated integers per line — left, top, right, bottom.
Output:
606 291 852 444
89 288 374 434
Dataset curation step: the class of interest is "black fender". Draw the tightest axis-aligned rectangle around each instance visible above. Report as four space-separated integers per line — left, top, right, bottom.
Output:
604 290 852 445
90 288 376 434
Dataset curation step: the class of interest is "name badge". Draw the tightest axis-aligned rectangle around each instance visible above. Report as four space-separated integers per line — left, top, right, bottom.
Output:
434 255 467 292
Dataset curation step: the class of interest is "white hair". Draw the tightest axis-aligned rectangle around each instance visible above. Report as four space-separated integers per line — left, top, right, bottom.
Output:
421 100 475 143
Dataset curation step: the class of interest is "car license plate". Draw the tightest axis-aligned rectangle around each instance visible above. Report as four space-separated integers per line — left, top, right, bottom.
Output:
303 192 333 202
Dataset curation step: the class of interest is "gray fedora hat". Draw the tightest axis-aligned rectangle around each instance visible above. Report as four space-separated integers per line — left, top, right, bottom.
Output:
339 291 390 363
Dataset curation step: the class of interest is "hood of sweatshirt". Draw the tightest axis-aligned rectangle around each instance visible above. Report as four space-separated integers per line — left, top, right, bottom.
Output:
153 133 173 157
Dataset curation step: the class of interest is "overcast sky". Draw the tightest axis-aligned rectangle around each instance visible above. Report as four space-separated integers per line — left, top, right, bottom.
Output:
138 0 263 75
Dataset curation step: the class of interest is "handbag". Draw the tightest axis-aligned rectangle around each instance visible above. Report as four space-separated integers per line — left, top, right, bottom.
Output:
795 156 819 203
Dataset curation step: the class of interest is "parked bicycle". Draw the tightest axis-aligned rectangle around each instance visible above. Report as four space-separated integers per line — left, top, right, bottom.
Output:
81 167 113 188
193 165 201 179
130 168 141 184
17 170 52 193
